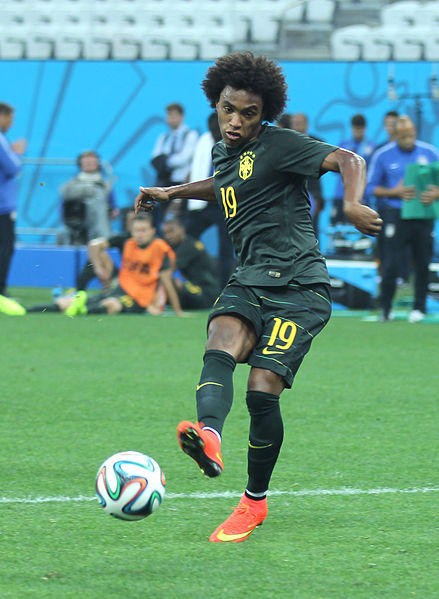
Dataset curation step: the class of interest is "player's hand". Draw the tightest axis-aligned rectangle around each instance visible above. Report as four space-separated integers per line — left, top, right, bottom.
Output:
344 204 383 237
420 184 439 205
134 186 170 213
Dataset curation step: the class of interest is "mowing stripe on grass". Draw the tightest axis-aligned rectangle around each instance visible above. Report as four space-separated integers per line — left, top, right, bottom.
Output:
1 486 439 505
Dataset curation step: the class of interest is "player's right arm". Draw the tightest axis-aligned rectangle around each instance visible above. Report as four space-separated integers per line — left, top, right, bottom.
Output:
321 148 382 237
135 177 215 213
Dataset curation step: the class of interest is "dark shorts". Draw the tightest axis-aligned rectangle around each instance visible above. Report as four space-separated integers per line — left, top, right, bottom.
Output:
87 285 145 314
207 281 332 388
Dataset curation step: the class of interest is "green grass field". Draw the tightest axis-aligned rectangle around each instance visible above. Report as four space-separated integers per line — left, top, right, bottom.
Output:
1 288 438 598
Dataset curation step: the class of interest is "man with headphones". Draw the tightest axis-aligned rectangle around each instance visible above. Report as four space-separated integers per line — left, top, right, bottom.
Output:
60 150 118 244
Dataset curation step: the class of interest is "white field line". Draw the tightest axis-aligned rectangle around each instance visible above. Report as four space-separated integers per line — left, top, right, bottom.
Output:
1 486 439 505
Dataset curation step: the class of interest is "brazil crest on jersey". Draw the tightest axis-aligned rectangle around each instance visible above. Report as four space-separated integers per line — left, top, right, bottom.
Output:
212 124 337 287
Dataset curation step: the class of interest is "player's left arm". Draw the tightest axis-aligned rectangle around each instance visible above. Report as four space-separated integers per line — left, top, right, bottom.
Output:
321 148 383 237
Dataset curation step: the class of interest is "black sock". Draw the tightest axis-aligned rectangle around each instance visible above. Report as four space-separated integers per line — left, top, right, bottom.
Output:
246 390 283 497
86 305 107 314
76 262 95 291
196 350 236 435
26 304 61 313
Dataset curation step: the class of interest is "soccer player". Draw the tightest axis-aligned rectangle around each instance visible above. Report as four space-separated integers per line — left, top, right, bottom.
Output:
135 52 382 542
24 213 185 317
162 217 220 310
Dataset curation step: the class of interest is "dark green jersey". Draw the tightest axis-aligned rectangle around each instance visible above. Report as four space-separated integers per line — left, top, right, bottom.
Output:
212 124 337 286
175 236 220 296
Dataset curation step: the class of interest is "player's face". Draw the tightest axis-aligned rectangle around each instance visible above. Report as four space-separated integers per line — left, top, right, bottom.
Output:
396 121 416 151
132 221 156 246
162 222 183 247
216 86 264 147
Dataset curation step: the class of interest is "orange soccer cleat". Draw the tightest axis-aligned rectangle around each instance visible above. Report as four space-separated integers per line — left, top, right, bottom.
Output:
176 420 223 478
209 494 268 543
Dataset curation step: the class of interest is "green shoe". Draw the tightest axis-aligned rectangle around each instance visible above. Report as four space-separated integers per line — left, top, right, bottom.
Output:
65 291 88 317
0 295 26 315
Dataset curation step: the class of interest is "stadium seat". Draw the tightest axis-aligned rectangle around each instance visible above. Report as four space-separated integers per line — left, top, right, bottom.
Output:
54 34 83 60
140 36 170 60
26 35 54 59
248 12 281 43
112 34 142 60
363 25 427 61
330 25 371 60
169 38 200 60
0 8 26 27
392 27 426 60
305 0 335 24
82 35 112 59
280 1 305 22
413 1 439 26
381 1 420 26
423 27 439 60
362 26 395 61
233 0 288 43
0 28 27 59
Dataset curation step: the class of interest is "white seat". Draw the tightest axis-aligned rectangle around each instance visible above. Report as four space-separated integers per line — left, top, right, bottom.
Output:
362 26 395 61
423 27 439 60
198 38 233 60
247 0 292 43
381 1 420 26
112 36 142 60
306 0 335 24
1 0 29 5
53 34 84 59
413 1 439 26
0 8 27 27
393 27 426 60
192 13 235 58
82 34 112 59
169 37 200 60
140 35 170 60
26 34 54 59
363 25 426 61
0 25 28 59
330 25 370 61
248 11 281 43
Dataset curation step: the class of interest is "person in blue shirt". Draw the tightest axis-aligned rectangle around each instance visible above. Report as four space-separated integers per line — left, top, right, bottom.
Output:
0 102 27 298
331 113 376 225
366 115 439 322
150 103 198 231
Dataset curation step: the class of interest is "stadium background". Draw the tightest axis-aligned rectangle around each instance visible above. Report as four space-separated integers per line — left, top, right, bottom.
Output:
2 59 439 256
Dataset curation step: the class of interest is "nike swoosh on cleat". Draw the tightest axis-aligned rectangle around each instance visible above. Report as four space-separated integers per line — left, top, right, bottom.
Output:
215 529 253 542
262 348 284 355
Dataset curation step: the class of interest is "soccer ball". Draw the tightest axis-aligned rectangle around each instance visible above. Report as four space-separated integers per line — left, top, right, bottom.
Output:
96 451 166 521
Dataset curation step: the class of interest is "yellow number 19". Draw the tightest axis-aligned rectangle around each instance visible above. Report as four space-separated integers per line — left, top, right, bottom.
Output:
220 186 237 219
267 317 297 350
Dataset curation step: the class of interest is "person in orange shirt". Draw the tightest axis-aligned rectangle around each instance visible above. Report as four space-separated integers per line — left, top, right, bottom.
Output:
25 213 185 316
